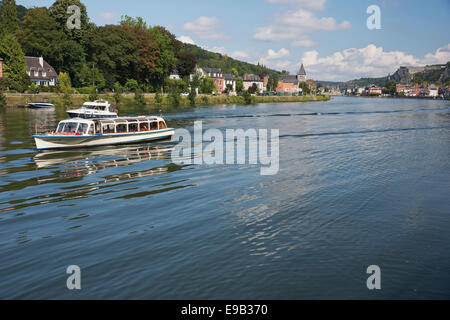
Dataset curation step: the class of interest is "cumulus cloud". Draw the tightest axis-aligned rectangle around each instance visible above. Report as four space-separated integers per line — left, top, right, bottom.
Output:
178 36 195 45
99 12 117 20
299 44 450 81
266 0 327 10
253 9 351 48
421 44 450 65
266 48 290 60
258 48 292 70
183 16 230 40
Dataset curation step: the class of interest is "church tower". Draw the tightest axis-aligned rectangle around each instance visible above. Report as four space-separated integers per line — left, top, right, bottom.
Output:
297 64 306 82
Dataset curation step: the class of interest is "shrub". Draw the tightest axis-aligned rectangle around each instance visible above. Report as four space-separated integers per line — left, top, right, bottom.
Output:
134 89 146 106
89 88 99 101
155 92 163 104
188 89 196 106
0 89 6 107
243 91 253 105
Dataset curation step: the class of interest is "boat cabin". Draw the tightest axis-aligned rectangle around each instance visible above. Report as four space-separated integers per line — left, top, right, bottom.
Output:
54 117 168 136
81 100 115 113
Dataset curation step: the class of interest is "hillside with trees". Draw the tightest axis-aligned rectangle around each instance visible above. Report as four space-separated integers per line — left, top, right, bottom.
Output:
0 0 280 97
183 43 279 77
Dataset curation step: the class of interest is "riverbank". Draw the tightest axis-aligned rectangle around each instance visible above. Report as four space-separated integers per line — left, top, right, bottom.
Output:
3 93 330 108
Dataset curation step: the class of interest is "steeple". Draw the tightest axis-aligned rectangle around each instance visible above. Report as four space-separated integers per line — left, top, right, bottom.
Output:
297 64 306 82
298 64 306 76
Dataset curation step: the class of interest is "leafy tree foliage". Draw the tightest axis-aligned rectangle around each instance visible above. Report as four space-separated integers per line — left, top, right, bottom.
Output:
0 32 29 91
0 0 18 35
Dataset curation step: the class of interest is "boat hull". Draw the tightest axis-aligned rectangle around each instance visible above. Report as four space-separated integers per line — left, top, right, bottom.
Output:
34 129 175 151
28 103 55 109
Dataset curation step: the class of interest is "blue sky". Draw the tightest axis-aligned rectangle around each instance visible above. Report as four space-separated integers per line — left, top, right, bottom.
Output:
17 0 450 81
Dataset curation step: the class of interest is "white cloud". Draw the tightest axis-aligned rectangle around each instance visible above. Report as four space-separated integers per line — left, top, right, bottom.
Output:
253 9 351 48
99 12 117 20
266 48 290 60
298 44 450 81
258 48 292 70
421 44 450 65
266 0 327 10
183 16 230 40
178 36 195 45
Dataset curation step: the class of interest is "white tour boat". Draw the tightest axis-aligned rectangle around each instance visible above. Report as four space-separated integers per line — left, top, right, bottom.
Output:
67 100 118 119
33 116 174 151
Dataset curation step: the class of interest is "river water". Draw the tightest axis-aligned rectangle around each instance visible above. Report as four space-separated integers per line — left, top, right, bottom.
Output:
0 96 449 299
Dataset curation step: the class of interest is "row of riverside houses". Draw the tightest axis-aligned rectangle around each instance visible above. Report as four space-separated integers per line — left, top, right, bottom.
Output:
0 56 59 87
346 83 449 98
176 64 310 95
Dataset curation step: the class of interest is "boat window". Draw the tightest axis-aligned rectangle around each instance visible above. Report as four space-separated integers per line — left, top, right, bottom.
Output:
102 123 115 134
63 122 78 133
139 122 149 132
88 124 94 135
128 122 138 133
159 121 167 129
116 123 127 133
56 123 65 133
77 123 88 135
150 121 158 130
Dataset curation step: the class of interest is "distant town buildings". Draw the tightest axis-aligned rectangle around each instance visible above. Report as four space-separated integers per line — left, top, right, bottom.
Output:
25 56 58 86
184 64 310 95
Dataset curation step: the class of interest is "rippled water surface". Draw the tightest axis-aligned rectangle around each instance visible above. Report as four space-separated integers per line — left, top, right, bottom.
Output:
0 96 449 299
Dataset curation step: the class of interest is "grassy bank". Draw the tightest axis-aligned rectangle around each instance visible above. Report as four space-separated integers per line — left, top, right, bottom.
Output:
3 92 330 108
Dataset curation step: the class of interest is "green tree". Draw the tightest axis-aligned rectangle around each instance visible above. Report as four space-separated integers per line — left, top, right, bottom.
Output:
273 74 279 90
199 76 216 94
177 49 196 78
0 88 6 107
134 89 146 106
0 33 30 91
155 91 163 104
236 80 244 94
0 0 19 35
188 87 196 106
382 80 396 95
16 7 64 56
248 83 258 94
58 72 72 93
231 68 239 77
113 82 124 105
125 79 139 92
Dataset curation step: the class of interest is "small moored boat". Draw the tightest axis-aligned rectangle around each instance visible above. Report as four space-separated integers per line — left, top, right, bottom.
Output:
67 100 117 118
33 116 174 151
28 102 55 109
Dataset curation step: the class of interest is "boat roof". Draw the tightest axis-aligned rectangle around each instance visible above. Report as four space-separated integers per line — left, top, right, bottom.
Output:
59 116 165 124
82 100 111 106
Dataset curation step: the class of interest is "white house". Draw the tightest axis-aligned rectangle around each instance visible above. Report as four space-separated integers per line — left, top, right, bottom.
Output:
25 56 58 86
243 74 264 92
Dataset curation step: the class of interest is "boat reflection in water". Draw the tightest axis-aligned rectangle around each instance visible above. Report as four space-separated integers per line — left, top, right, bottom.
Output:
34 144 180 181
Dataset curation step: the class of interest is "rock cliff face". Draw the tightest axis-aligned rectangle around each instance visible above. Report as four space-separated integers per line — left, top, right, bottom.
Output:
389 63 449 83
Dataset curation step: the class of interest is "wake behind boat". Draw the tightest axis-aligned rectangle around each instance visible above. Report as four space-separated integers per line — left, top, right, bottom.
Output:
67 99 118 118
33 116 174 151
